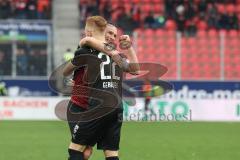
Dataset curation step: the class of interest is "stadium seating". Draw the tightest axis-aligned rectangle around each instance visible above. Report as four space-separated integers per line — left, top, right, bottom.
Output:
224 32 240 80
135 28 240 80
0 0 52 19
135 29 177 79
96 0 240 80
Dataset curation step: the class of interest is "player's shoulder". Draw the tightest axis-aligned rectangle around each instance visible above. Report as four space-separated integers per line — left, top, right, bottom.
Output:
75 45 97 56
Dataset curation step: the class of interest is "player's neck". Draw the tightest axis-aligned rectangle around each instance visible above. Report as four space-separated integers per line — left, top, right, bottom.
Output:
93 33 105 42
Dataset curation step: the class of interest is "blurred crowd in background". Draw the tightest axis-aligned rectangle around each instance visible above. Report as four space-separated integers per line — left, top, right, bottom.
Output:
0 49 11 75
0 0 51 76
0 45 47 76
1 0 240 77
16 46 47 76
79 0 240 36
0 0 52 19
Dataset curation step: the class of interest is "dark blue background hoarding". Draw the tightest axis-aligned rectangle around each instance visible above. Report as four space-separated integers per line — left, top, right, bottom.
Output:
1 79 239 97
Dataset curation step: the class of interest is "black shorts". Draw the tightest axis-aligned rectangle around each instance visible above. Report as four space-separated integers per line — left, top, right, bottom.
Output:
67 101 123 151
67 101 87 135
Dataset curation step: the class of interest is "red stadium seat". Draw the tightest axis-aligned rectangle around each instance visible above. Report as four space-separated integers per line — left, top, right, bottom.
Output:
208 54 220 62
238 30 240 37
153 0 163 3
155 38 164 45
134 28 143 35
198 38 208 47
187 37 196 46
153 4 163 13
224 49 232 56
165 20 177 30
197 30 207 37
228 38 238 47
208 29 218 37
197 21 208 30
156 29 164 37
210 47 219 54
145 38 154 46
157 46 165 54
232 49 240 55
137 45 144 52
219 29 227 35
208 39 219 47
198 47 208 54
166 30 176 37
236 5 240 13
191 47 200 55
98 0 240 80
124 4 132 12
142 0 151 3
111 11 119 21
132 0 140 3
144 29 154 37
111 0 118 4
161 47 169 55
112 3 119 9
226 4 236 13
136 38 144 46
124 0 130 2
141 4 152 13
228 30 238 37
217 4 225 14
166 38 176 46
147 47 157 55
181 54 189 63
167 46 176 55
181 38 187 46
99 0 107 4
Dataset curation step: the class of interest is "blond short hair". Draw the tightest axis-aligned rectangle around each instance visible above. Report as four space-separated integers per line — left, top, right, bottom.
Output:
86 16 107 32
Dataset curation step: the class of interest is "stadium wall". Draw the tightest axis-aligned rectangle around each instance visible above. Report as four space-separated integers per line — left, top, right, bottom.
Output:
0 97 239 121
1 80 240 121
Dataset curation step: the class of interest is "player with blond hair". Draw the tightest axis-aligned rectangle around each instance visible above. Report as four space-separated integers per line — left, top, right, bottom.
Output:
63 16 139 160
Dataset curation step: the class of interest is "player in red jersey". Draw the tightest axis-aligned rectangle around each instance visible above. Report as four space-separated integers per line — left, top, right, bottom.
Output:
63 16 109 160
77 25 139 160
63 16 139 160
63 23 119 160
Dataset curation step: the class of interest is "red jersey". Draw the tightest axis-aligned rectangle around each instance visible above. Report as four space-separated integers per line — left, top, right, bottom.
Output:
70 46 91 108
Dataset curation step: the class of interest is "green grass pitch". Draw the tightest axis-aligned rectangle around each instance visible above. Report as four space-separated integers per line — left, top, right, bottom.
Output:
0 121 240 160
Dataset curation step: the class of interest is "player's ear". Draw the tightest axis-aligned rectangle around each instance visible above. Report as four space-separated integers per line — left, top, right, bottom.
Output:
85 30 92 37
88 31 93 37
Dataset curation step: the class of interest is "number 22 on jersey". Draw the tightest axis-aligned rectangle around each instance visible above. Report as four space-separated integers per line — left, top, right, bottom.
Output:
98 52 120 80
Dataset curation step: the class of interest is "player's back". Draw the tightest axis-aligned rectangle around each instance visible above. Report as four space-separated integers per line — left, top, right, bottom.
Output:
70 46 92 108
86 48 123 111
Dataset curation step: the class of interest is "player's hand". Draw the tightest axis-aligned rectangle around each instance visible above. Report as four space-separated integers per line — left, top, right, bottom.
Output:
64 78 75 86
119 35 132 50
68 79 75 86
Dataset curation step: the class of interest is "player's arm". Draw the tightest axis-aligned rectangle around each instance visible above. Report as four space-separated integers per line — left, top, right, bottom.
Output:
123 47 140 75
80 37 114 56
80 37 139 74
62 47 88 77
119 35 140 75
80 37 128 70
63 62 76 77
